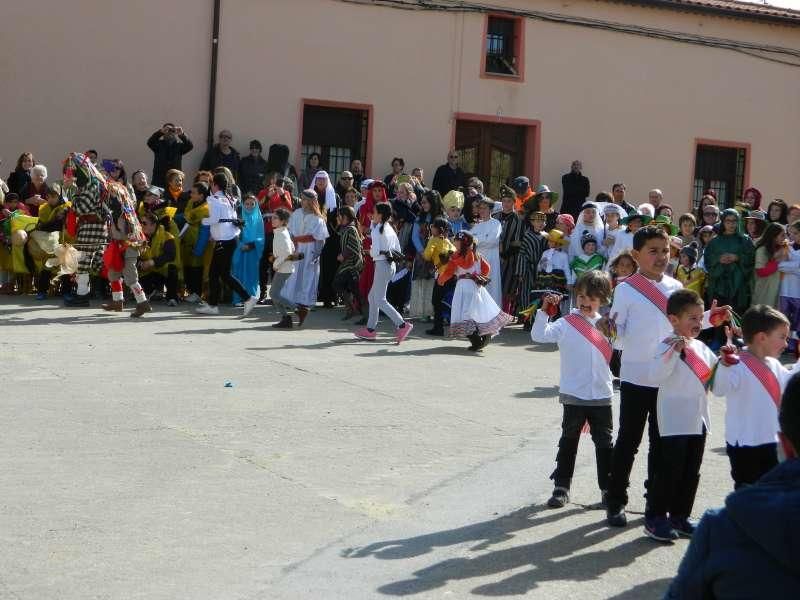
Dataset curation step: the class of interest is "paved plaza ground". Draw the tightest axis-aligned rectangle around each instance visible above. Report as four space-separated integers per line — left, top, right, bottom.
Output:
1 298 733 599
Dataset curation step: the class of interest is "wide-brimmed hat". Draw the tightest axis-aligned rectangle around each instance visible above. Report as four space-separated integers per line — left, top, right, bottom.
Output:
544 229 569 247
652 215 678 235
621 212 651 226
499 185 516 200
603 204 624 217
442 189 465 211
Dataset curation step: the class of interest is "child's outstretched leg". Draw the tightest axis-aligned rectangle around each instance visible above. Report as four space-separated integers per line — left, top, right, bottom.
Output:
587 405 614 506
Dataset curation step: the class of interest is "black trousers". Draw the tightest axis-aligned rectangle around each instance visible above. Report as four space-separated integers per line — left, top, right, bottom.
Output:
259 232 274 296
648 432 706 519
431 278 456 330
209 239 250 306
551 404 614 491
140 265 179 301
607 382 661 513
727 443 778 489
183 266 204 296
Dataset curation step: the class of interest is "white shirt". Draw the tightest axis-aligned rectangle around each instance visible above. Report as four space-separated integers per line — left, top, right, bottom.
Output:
712 354 799 446
779 247 800 299
202 191 240 241
271 226 295 274
611 274 683 386
538 248 575 285
649 338 716 436
370 222 401 261
608 229 634 264
531 309 613 402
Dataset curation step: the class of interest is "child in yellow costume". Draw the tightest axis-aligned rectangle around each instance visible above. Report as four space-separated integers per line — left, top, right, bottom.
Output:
181 182 213 303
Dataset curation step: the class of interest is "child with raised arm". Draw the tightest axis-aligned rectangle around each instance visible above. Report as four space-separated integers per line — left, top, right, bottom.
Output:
646 289 717 542
713 305 800 489
532 270 615 509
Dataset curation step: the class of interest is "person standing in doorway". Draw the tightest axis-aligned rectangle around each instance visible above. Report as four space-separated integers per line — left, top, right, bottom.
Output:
561 160 590 220
432 151 466 197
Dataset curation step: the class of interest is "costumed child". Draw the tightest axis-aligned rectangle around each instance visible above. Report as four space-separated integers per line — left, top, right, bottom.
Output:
443 190 467 236
470 195 503 306
436 230 513 351
101 182 150 316
497 185 524 316
599 226 732 528
269 208 303 329
181 182 212 304
608 211 650 264
515 210 549 330
138 184 182 280
752 222 788 309
675 242 705 299
678 213 697 246
608 251 637 288
537 229 574 316
30 184 70 299
138 211 179 308
423 216 456 336
667 236 682 277
569 202 606 260
531 270 615 509
231 193 266 305
601 203 624 257
646 289 717 542
696 225 715 270
355 181 389 325
333 206 364 320
282 189 329 326
778 220 800 355
570 233 605 281
353 202 413 343
713 305 800 489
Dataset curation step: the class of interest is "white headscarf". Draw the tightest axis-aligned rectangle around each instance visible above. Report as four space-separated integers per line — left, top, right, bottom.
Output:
313 170 337 213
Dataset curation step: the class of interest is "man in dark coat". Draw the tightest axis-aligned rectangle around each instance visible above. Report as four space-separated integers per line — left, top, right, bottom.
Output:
200 130 240 177
432 151 467 197
665 372 800 599
147 123 193 187
560 160 590 220
238 140 268 194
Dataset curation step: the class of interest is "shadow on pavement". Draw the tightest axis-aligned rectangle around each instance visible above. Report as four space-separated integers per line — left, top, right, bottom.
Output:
605 577 673 599
514 386 559 399
355 508 656 596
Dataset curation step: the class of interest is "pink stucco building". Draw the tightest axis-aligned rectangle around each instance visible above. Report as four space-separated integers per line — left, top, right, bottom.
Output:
2 0 799 211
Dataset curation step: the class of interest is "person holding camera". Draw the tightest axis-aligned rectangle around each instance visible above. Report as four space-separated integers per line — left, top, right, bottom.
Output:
147 123 194 187
196 173 257 316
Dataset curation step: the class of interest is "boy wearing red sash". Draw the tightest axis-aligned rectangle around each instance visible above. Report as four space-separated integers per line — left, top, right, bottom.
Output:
713 305 800 489
646 289 716 542
600 227 729 528
532 271 615 509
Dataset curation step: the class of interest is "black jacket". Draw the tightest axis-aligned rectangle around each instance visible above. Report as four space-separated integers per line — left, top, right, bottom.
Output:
238 155 268 195
432 164 466 196
147 131 194 187
200 144 241 177
560 171 590 220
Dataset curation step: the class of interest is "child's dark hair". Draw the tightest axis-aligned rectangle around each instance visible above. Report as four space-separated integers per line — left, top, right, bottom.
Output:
431 216 449 234
666 289 703 317
212 172 228 193
595 191 613 204
574 270 612 305
337 206 356 223
274 207 291 224
192 182 209 198
632 225 669 251
374 202 392 233
779 372 800 453
755 222 786 258
678 213 696 228
609 250 637 275
790 219 800 233
741 304 790 344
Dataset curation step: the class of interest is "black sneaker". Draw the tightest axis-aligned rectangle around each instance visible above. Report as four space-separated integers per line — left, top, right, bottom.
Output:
670 517 697 538
606 507 628 527
547 487 570 508
644 516 679 543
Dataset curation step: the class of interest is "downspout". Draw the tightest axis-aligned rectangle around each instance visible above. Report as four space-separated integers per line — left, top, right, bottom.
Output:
207 0 221 150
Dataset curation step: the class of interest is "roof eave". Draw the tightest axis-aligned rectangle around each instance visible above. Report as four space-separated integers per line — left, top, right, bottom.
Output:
618 0 800 27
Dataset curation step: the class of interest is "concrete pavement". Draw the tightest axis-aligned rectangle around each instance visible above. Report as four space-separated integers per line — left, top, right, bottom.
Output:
0 298 732 599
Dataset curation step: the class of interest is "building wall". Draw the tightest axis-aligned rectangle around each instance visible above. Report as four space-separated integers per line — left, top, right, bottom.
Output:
2 0 798 212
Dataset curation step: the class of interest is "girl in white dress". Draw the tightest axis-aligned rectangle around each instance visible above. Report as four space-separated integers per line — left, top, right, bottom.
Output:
437 230 513 351
470 195 503 306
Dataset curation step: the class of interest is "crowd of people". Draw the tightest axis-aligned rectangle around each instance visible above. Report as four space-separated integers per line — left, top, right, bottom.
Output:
2 128 800 591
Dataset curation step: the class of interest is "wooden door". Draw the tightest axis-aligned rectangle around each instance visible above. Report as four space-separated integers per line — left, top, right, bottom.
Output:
455 120 526 198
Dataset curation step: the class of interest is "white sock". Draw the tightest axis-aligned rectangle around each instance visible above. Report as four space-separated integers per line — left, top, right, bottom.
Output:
76 273 90 295
131 283 147 304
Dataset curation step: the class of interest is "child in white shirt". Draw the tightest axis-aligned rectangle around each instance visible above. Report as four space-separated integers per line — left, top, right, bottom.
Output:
532 270 614 509
646 289 717 542
713 305 800 489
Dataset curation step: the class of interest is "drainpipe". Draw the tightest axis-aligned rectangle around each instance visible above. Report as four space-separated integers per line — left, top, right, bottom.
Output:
207 0 221 150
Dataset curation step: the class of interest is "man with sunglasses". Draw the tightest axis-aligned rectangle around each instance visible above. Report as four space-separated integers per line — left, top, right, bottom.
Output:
200 129 240 177
335 171 356 197
432 150 466 196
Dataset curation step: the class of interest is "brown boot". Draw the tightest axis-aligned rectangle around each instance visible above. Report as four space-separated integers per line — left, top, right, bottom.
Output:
102 300 123 312
295 305 309 327
130 301 152 318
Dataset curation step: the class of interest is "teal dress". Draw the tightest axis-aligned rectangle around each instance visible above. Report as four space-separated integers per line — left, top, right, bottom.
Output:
231 203 265 303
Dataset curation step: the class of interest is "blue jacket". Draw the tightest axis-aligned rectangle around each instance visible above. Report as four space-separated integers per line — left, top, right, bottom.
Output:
665 458 800 599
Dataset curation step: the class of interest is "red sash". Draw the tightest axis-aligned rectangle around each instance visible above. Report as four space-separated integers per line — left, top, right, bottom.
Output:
626 272 668 316
739 351 782 409
564 313 613 364
681 345 712 385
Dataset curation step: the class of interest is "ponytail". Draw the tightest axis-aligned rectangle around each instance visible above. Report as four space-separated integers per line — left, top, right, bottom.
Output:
375 202 392 234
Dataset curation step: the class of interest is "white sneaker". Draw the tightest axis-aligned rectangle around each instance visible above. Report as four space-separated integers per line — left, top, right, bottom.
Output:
243 296 258 316
185 293 200 304
196 303 219 315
